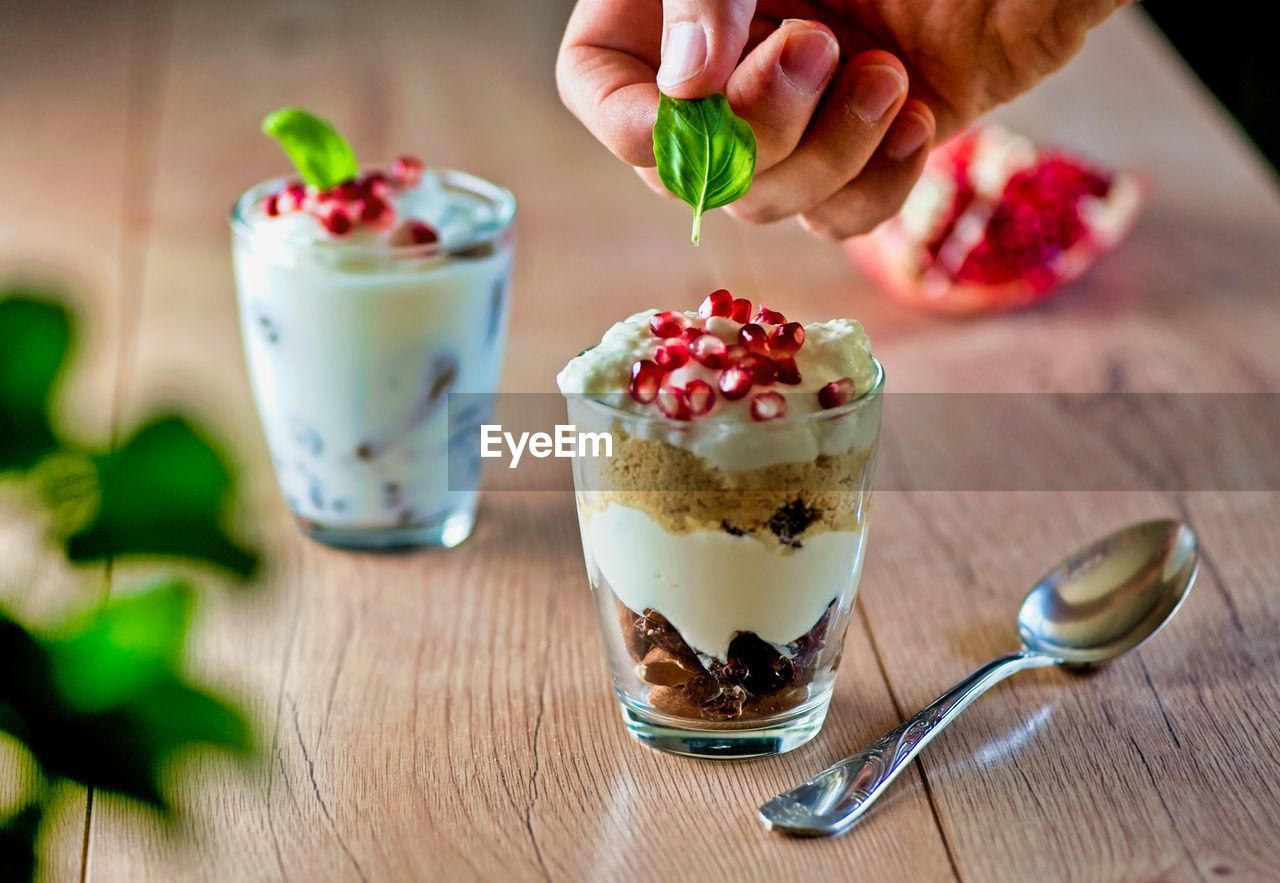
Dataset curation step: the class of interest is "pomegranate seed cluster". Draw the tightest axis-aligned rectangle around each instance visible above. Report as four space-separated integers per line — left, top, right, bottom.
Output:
627 290 855 421
924 135 1114 290
262 155 439 244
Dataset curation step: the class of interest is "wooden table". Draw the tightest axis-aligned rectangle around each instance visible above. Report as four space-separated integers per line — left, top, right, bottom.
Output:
4 1 1279 880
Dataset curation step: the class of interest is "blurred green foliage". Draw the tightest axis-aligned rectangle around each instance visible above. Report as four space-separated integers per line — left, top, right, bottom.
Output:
0 286 261 880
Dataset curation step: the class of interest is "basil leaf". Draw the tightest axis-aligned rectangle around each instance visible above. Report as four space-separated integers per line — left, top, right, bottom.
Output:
653 94 756 244
261 108 359 190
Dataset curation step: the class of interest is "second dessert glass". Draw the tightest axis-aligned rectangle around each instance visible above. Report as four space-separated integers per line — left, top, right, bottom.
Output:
566 360 883 758
231 169 516 550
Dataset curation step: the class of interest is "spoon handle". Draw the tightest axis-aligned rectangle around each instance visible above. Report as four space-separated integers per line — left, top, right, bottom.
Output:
759 650 1057 837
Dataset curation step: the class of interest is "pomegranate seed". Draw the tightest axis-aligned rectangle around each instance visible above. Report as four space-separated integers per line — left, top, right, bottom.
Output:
729 298 753 322
284 183 307 211
752 306 786 325
750 392 787 422
407 220 439 245
768 322 805 354
818 377 855 409
774 355 802 385
264 193 281 217
360 194 391 224
738 323 770 353
649 310 688 338
739 353 776 386
718 365 753 400
394 155 424 186
335 180 363 202
321 204 353 235
698 289 733 319
655 338 689 370
680 326 705 342
724 344 749 363
689 334 727 368
656 386 693 421
630 359 664 404
685 380 715 416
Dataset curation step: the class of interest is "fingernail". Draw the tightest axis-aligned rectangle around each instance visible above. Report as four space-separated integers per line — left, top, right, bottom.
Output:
848 65 906 124
780 28 839 94
886 111 932 160
658 22 708 89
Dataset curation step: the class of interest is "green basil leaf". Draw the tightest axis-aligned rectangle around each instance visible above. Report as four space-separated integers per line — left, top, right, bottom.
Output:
653 94 756 244
261 108 359 190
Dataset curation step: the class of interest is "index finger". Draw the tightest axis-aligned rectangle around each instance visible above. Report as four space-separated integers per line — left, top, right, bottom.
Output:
556 0 663 167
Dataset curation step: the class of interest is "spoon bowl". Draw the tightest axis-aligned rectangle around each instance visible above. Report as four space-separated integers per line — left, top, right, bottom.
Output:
760 519 1200 838
1018 519 1199 665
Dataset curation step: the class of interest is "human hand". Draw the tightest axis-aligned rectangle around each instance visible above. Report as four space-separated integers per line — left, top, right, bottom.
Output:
556 0 1125 241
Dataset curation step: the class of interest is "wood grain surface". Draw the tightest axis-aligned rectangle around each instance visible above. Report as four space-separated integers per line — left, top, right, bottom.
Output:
2 1 1278 881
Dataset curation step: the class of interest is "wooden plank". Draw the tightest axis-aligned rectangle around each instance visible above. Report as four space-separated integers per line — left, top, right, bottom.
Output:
87 0 950 879
0 1 173 880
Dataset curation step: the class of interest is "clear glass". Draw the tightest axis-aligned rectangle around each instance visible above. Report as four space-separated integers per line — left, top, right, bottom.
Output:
230 169 516 550
565 360 883 758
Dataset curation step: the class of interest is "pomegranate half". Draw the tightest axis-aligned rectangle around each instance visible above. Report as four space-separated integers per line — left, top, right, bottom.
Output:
847 124 1147 315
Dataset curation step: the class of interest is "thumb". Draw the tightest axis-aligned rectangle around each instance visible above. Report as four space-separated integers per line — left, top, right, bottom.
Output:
657 0 757 98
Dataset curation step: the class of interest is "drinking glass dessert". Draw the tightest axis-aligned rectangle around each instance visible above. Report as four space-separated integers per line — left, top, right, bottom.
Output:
558 291 883 757
231 110 515 549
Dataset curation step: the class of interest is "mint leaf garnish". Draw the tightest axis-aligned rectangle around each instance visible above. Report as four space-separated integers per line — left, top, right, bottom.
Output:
262 108 359 190
653 94 756 245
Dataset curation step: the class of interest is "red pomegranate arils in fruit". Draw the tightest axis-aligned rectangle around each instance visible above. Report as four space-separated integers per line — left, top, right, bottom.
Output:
738 353 776 386
394 155 424 186
655 338 689 370
685 380 715 416
724 344 749 363
738 323 770 353
750 392 787 422
656 387 692 421
773 355 801 385
265 194 281 217
698 289 733 319
768 322 805 354
752 307 786 325
818 377 855 409
630 359 663 404
689 334 727 368
729 298 753 322
680 326 705 342
649 310 688 338
718 365 753 400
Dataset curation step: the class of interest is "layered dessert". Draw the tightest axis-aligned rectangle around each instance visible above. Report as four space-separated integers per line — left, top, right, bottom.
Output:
559 292 882 745
232 110 515 548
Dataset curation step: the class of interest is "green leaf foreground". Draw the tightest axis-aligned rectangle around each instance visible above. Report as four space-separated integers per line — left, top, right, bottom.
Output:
653 94 756 245
262 107 359 190
0 295 72 473
66 415 260 579
0 580 251 811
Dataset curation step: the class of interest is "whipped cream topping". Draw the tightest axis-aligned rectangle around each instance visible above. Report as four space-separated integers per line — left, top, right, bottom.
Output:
234 168 515 271
557 306 879 470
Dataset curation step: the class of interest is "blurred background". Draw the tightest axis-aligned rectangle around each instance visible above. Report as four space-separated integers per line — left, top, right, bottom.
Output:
1145 3 1278 170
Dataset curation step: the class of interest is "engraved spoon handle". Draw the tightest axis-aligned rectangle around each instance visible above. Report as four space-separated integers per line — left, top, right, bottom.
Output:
760 651 1058 837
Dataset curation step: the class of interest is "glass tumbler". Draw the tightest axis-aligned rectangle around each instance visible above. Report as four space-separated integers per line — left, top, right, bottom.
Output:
565 359 883 758
231 169 516 549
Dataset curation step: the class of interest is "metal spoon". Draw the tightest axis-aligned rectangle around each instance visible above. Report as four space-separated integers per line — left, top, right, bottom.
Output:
759 518 1199 837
